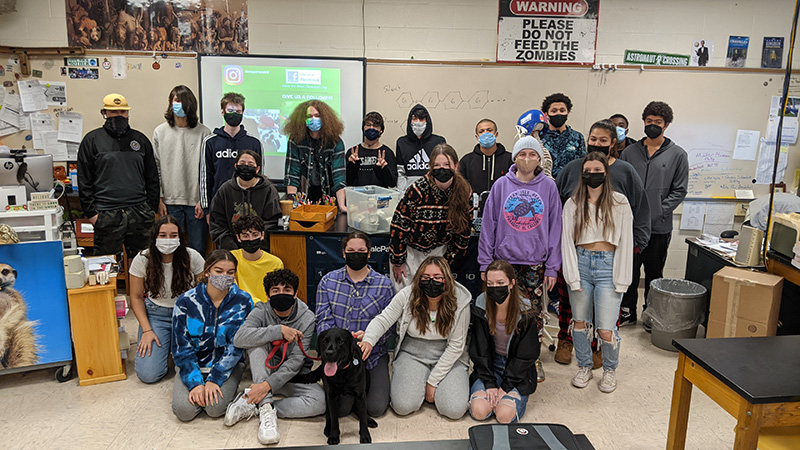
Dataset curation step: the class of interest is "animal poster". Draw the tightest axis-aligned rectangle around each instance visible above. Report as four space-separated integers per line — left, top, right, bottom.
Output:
0 241 72 372
65 0 249 54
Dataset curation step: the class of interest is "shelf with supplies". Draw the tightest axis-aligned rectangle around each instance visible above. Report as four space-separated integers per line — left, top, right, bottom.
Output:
0 207 63 242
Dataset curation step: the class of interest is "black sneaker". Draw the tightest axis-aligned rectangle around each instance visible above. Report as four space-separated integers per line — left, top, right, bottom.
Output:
619 308 637 327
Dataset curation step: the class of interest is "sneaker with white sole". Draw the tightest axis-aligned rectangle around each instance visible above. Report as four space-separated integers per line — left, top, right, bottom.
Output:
258 403 280 445
571 366 593 388
224 389 258 427
599 369 617 393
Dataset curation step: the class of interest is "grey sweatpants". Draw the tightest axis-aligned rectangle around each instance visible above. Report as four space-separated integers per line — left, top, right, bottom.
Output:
390 336 469 420
247 346 326 418
172 363 244 422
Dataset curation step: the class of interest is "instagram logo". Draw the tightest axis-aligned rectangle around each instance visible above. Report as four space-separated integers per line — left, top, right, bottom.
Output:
224 65 243 85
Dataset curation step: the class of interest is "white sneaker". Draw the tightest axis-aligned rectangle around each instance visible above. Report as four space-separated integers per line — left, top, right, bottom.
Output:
571 366 593 388
224 389 258 426
258 403 280 445
599 369 617 393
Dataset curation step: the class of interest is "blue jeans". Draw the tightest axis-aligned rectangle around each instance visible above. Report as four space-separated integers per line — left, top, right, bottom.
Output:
469 353 528 423
166 204 207 255
569 247 622 371
134 298 174 383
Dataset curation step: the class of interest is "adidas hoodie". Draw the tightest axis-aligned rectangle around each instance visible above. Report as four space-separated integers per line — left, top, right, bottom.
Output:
395 104 446 192
199 125 263 212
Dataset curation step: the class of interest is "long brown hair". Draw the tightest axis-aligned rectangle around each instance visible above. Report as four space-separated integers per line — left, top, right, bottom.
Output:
198 249 238 284
283 100 344 148
571 153 619 242
589 119 619 158
428 144 472 235
144 215 195 298
484 260 529 336
164 85 199 128
409 256 458 337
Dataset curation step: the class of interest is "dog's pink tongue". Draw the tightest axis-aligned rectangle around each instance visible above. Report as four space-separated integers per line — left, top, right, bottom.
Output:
324 362 338 377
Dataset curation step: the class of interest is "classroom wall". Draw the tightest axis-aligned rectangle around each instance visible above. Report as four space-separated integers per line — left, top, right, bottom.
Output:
1 0 797 68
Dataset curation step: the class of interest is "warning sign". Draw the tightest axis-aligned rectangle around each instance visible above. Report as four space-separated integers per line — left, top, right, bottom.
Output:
497 0 599 64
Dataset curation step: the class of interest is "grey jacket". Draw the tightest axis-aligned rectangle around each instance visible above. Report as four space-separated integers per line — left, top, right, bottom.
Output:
619 138 689 234
363 282 471 387
233 299 315 392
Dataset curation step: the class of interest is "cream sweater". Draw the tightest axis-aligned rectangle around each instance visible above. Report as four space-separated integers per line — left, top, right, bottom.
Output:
152 122 211 206
561 191 634 293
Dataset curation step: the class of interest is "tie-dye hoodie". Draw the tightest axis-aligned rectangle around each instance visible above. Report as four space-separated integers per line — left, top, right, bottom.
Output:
172 283 253 390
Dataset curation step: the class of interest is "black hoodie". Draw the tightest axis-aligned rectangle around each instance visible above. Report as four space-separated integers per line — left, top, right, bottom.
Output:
394 104 446 192
458 143 512 195
200 125 263 212
208 174 281 251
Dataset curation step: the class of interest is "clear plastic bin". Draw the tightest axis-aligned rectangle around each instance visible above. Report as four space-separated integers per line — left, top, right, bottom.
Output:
345 186 401 234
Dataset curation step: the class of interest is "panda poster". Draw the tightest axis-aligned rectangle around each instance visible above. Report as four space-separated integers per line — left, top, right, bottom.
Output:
0 241 72 372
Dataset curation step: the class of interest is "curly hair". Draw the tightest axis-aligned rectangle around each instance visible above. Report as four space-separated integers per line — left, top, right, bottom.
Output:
428 144 472 235
363 111 384 132
263 269 300 294
409 256 457 337
541 93 573 113
165 85 199 128
144 215 196 298
232 214 265 236
220 92 245 110
283 100 344 148
642 101 674 123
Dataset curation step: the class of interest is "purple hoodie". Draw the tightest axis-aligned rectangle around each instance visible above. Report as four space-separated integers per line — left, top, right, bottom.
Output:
478 164 562 276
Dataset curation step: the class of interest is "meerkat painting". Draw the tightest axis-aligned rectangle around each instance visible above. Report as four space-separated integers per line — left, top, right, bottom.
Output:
0 263 39 369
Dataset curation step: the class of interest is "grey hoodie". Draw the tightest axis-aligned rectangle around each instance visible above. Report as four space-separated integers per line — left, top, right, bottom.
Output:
619 138 688 234
233 299 315 393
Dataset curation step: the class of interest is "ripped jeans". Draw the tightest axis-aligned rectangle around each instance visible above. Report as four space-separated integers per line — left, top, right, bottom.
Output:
569 247 622 371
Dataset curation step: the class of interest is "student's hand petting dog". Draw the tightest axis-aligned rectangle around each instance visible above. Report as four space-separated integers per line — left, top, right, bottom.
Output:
246 381 271 405
392 264 406 282
545 275 557 292
189 384 206 406
205 381 222 406
352 330 365 340
281 325 304 343
136 330 161 357
358 341 373 360
425 383 436 403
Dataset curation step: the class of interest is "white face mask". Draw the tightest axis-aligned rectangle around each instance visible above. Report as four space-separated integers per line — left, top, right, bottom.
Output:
155 238 180 255
411 121 426 137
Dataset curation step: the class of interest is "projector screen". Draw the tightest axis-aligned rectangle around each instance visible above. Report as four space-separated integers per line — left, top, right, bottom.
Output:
199 55 365 181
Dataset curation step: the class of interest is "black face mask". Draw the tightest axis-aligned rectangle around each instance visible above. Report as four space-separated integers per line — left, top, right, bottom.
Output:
582 172 606 189
239 237 262 254
104 116 130 137
344 252 369 271
270 293 295 313
363 128 381 141
549 114 568 128
224 112 243 127
644 124 663 139
420 279 445 298
235 164 258 181
486 286 509 304
431 168 454 183
587 144 610 156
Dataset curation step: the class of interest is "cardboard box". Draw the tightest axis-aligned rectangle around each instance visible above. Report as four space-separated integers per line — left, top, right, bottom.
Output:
707 267 783 338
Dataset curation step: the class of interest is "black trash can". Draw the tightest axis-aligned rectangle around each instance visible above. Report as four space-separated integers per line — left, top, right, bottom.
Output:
643 279 707 351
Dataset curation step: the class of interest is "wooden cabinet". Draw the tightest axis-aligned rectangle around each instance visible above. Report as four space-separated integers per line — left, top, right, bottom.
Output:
67 278 126 386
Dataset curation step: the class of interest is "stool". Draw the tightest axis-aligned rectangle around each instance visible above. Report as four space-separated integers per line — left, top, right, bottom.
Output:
758 426 800 450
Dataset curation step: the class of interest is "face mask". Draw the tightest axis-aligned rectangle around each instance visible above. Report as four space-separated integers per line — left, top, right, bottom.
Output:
235 164 258 181
269 293 296 313
104 115 130 137
515 159 538 174
420 278 445 298
239 237 263 254
582 172 606 189
155 238 180 255
486 286 509 304
432 167 454 183
363 128 381 141
208 274 235 291
644 124 663 139
587 144 610 156
172 102 186 118
548 114 568 128
224 112 243 127
306 117 322 132
411 121 426 137
344 252 369 271
616 126 627 142
478 132 496 149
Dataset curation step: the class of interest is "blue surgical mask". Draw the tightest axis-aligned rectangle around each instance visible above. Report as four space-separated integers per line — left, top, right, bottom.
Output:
478 132 496 149
172 102 186 118
616 126 627 142
306 117 322 132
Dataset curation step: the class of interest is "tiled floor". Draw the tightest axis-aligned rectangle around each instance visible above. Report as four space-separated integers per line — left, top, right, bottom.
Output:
0 297 737 450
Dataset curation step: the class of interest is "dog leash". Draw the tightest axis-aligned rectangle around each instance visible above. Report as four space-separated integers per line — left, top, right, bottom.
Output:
265 339 320 370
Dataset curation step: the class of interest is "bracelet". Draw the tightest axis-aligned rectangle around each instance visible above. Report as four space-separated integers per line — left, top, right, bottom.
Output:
142 329 153 334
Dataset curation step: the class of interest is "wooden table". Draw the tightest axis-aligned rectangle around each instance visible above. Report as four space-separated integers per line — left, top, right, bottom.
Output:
667 336 800 449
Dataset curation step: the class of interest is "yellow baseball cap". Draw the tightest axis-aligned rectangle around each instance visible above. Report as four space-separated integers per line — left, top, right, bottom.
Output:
102 93 131 110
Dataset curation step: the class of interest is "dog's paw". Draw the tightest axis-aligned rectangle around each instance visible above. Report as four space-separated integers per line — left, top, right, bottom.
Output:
327 435 340 445
360 431 372 444
323 424 330 437
367 418 378 428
